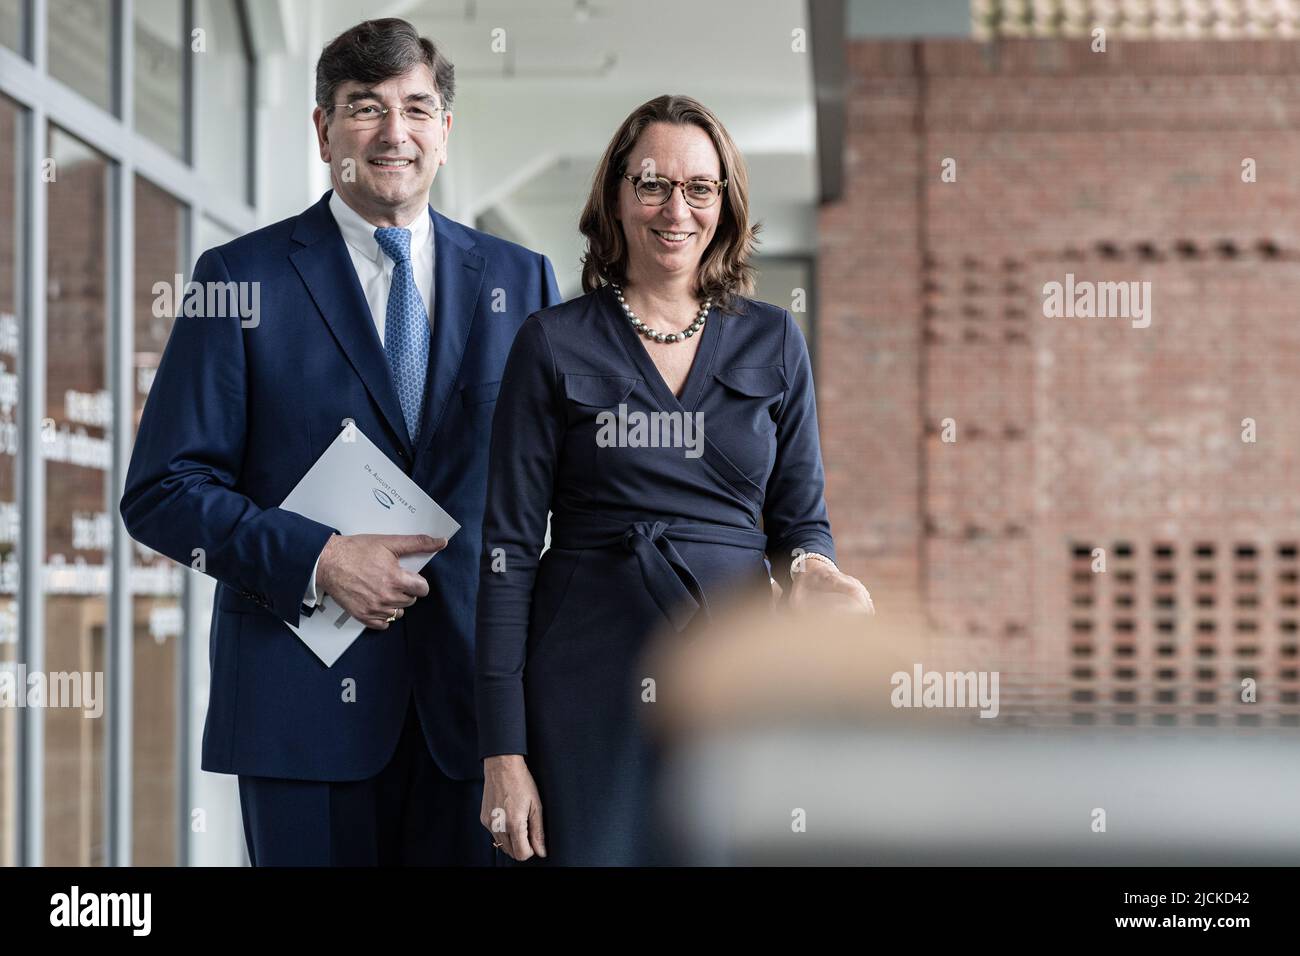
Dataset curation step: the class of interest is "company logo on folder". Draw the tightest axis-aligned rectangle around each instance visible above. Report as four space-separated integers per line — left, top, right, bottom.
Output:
278 425 460 666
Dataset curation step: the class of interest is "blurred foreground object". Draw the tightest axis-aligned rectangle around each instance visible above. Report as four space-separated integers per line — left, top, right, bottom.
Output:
645 600 1300 865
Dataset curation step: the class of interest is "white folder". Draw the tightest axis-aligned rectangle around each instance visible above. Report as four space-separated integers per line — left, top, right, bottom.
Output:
278 424 460 666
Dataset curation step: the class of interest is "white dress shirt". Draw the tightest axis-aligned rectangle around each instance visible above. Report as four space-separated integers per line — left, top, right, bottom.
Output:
328 189 435 346
302 191 437 608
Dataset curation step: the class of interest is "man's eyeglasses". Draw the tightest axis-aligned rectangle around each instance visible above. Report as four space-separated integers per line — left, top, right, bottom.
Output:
622 173 728 209
329 99 448 129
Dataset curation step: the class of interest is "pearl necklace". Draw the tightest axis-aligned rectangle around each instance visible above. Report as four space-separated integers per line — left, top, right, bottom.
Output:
611 283 711 344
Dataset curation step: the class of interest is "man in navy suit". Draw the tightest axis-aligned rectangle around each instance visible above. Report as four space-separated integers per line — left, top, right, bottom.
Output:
120 18 559 865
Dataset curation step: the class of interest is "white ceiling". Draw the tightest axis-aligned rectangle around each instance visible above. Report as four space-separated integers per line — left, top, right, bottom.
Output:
404 0 813 94
316 0 820 293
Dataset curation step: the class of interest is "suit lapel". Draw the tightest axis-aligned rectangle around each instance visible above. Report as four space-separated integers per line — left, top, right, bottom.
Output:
290 192 413 458
415 209 485 460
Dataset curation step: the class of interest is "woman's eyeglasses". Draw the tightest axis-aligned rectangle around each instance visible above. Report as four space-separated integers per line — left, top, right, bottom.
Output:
622 173 728 209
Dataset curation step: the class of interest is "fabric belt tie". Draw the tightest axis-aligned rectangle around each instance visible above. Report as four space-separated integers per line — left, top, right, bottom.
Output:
550 515 767 632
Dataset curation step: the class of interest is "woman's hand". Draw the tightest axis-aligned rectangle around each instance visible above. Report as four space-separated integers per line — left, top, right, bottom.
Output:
789 557 875 614
481 754 547 861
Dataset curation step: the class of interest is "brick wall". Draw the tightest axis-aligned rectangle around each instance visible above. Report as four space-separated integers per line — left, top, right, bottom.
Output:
819 38 1300 727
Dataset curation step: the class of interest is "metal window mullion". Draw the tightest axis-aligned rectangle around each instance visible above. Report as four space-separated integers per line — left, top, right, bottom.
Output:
237 0 256 208
116 0 130 128
181 0 194 165
16 0 48 873
19 103 47 870
29 0 45 71
106 0 134 868
106 154 134 870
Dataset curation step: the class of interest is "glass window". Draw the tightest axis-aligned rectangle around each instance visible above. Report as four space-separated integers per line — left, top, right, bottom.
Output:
47 0 115 113
43 127 110 866
130 175 184 865
0 0 25 55
195 0 251 203
0 94 23 868
133 0 185 158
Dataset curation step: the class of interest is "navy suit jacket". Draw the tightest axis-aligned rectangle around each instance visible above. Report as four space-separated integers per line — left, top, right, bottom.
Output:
121 190 560 782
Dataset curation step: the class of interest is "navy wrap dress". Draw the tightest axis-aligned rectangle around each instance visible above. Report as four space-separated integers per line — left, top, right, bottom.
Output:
475 285 836 865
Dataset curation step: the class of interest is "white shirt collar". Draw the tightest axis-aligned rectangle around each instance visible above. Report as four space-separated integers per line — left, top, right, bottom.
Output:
329 189 432 265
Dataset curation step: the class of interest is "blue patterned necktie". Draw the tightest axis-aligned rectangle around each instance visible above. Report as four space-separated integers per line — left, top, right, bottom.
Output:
374 226 430 444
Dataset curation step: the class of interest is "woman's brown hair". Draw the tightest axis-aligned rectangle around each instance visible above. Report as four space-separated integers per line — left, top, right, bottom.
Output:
579 95 757 310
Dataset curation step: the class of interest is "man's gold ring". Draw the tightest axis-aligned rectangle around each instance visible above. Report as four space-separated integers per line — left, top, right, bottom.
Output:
385 610 398 623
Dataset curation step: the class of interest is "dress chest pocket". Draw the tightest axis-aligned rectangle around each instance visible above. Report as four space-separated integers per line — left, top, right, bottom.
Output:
560 373 639 481
713 365 787 400
712 365 787 423
710 365 788 482
562 373 637 410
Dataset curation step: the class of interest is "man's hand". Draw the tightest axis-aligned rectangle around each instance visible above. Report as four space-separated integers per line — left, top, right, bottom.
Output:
481 755 546 861
314 533 445 630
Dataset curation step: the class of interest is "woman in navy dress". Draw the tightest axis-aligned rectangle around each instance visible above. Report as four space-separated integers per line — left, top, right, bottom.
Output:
476 95 873 865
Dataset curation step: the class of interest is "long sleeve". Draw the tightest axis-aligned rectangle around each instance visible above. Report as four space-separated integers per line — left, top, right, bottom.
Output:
475 315 563 758
763 310 837 591
119 247 337 625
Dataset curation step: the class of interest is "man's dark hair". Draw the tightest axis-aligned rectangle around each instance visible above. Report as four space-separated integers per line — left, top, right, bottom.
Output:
315 18 455 113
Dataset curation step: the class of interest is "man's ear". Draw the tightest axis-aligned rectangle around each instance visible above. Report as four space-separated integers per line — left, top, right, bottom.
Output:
312 106 331 162
438 112 454 167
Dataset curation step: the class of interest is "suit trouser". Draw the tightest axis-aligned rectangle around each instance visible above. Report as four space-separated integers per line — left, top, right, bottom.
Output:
237 694 492 866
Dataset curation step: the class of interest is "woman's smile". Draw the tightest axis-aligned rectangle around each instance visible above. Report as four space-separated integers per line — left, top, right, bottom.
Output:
652 228 694 246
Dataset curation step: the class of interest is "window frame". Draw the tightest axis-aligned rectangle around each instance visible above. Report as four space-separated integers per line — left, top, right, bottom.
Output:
0 0 258 867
